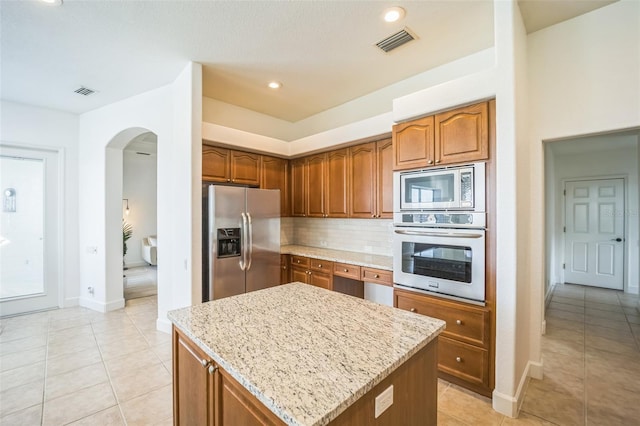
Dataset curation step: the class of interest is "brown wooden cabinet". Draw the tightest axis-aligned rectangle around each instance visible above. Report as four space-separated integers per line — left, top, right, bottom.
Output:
393 115 435 170
435 102 489 165
290 158 306 217
394 288 492 396
290 256 333 290
262 155 289 217
280 254 290 284
392 101 489 170
376 138 394 218
202 145 261 186
349 139 393 219
306 153 327 217
326 149 349 218
217 367 285 425
173 326 216 426
203 145 231 183
292 150 350 219
173 326 285 426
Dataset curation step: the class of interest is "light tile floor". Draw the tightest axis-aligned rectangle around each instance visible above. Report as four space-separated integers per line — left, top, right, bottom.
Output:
437 283 640 425
1 284 638 425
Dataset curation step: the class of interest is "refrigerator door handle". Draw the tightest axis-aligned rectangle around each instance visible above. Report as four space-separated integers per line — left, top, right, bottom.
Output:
240 212 247 271
246 212 253 270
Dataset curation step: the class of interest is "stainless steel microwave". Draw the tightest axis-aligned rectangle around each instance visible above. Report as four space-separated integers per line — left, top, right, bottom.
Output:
394 162 486 212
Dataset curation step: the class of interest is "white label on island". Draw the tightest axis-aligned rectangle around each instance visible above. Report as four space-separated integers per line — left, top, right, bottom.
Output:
374 385 394 418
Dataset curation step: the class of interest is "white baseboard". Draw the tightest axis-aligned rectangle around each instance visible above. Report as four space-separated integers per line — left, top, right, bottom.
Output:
545 282 556 307
492 359 544 417
63 297 79 308
157 317 172 334
124 261 148 269
78 296 125 313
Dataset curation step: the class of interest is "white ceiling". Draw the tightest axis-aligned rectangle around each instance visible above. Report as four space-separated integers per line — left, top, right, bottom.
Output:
0 0 615 123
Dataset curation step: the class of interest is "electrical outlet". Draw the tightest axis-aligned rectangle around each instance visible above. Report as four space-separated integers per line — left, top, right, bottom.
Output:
374 385 393 418
87 286 94 296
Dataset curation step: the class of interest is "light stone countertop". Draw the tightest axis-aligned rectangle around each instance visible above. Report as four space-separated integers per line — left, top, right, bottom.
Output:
281 244 393 271
168 283 445 426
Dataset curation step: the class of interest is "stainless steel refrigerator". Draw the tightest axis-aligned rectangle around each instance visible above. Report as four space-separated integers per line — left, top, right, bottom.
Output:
203 185 280 301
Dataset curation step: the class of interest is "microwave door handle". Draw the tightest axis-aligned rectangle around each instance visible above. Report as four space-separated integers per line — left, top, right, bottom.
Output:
394 229 483 239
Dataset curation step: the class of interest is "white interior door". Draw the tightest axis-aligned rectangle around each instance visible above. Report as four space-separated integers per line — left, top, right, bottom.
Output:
0 146 60 316
564 178 624 290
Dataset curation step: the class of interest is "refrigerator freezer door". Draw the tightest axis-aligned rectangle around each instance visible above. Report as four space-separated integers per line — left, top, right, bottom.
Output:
209 185 246 300
245 188 281 293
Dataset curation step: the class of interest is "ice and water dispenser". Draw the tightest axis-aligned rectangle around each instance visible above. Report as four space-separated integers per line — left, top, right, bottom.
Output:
217 228 241 258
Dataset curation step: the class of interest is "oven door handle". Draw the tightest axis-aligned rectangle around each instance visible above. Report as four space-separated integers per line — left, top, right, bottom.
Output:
394 229 483 238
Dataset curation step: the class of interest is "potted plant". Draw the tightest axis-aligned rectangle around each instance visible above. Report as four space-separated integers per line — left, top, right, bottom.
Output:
123 220 133 268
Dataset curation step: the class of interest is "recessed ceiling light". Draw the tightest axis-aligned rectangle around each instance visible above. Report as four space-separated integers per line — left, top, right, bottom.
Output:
383 6 405 23
40 0 63 5
268 81 282 89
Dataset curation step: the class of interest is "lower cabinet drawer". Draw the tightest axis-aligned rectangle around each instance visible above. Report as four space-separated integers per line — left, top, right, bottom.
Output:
438 336 489 388
333 262 361 280
395 290 489 348
361 267 392 286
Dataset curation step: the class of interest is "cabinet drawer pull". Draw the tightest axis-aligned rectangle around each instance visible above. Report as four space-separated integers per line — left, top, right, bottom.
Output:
456 357 462 363
456 319 462 325
373 274 379 278
344 268 348 272
296 260 301 264
318 264 322 268
410 308 416 313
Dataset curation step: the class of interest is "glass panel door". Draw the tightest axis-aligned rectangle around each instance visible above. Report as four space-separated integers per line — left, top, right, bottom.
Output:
0 146 59 316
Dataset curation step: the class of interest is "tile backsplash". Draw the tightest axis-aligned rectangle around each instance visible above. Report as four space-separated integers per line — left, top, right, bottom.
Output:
281 217 393 256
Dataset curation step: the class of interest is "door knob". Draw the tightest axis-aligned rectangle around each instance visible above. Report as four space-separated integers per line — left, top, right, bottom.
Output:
611 238 623 242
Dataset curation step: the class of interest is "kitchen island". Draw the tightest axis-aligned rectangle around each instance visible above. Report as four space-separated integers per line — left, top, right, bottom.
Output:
168 283 445 426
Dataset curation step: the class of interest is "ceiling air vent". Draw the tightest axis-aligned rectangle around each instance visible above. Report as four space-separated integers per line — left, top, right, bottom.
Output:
74 86 96 96
376 28 416 53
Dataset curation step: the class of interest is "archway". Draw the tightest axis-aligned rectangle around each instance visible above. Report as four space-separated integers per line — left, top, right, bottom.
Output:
105 128 158 309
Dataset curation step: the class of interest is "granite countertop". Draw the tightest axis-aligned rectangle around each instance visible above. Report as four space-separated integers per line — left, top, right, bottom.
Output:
281 244 393 271
168 283 445 426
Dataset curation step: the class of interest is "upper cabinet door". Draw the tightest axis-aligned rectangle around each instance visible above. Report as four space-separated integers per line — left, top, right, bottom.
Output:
306 153 327 217
392 116 435 170
261 155 289 217
203 145 231 182
230 151 261 186
290 158 306 217
435 102 489 165
349 142 376 218
326 149 349 218
376 138 394 218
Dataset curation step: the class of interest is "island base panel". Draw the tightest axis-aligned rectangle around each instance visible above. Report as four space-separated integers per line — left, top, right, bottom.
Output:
330 340 438 426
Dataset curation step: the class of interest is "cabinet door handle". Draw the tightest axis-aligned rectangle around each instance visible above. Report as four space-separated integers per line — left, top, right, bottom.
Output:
208 365 217 375
226 178 231 182
456 357 462 363
435 160 441 164
200 359 209 367
410 308 416 313
427 160 433 165
456 319 462 325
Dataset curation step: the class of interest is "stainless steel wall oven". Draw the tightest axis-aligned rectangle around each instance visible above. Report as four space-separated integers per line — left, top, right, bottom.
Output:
393 162 487 304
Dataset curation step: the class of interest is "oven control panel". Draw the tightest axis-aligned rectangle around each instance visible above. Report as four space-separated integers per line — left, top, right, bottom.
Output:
394 212 486 228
